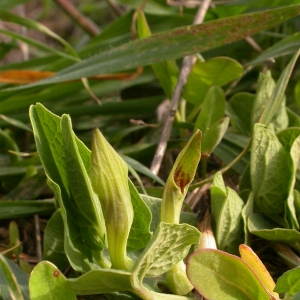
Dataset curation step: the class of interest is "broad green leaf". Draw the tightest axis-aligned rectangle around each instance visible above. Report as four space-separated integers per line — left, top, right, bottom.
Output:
161 130 201 224
183 57 242 106
43 209 69 271
29 261 77 300
211 172 244 253
226 93 254 136
68 269 133 295
0 114 32 132
275 266 300 294
259 50 300 127
8 5 300 89
201 117 229 155
133 222 200 281
248 32 300 66
61 115 106 252
0 253 25 300
252 71 288 132
47 177 95 273
248 213 300 252
127 180 152 251
239 244 278 299
251 124 291 214
186 249 271 300
194 86 226 134
29 104 69 205
0 200 55 219
137 11 179 99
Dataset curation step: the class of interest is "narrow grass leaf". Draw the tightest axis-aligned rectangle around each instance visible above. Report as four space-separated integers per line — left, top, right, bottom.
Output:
0 253 25 300
247 32 300 66
0 200 55 219
0 10 79 59
6 5 300 89
259 50 300 126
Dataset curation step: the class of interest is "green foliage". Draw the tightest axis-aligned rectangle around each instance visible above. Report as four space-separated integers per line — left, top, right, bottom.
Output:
0 1 300 299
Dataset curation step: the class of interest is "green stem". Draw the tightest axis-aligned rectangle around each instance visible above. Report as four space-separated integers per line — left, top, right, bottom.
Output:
92 250 111 269
189 137 252 191
165 262 193 295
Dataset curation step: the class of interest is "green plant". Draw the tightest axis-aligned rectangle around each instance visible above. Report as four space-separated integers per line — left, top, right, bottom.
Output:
1 1 300 300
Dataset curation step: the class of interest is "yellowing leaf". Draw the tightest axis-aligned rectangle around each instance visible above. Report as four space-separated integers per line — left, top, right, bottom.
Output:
239 244 279 299
0 68 142 84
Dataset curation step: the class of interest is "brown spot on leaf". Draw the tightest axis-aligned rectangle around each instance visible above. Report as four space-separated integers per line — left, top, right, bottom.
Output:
53 270 60 277
174 167 191 193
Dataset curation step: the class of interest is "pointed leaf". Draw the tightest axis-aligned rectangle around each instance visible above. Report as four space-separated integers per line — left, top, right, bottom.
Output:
61 115 106 252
